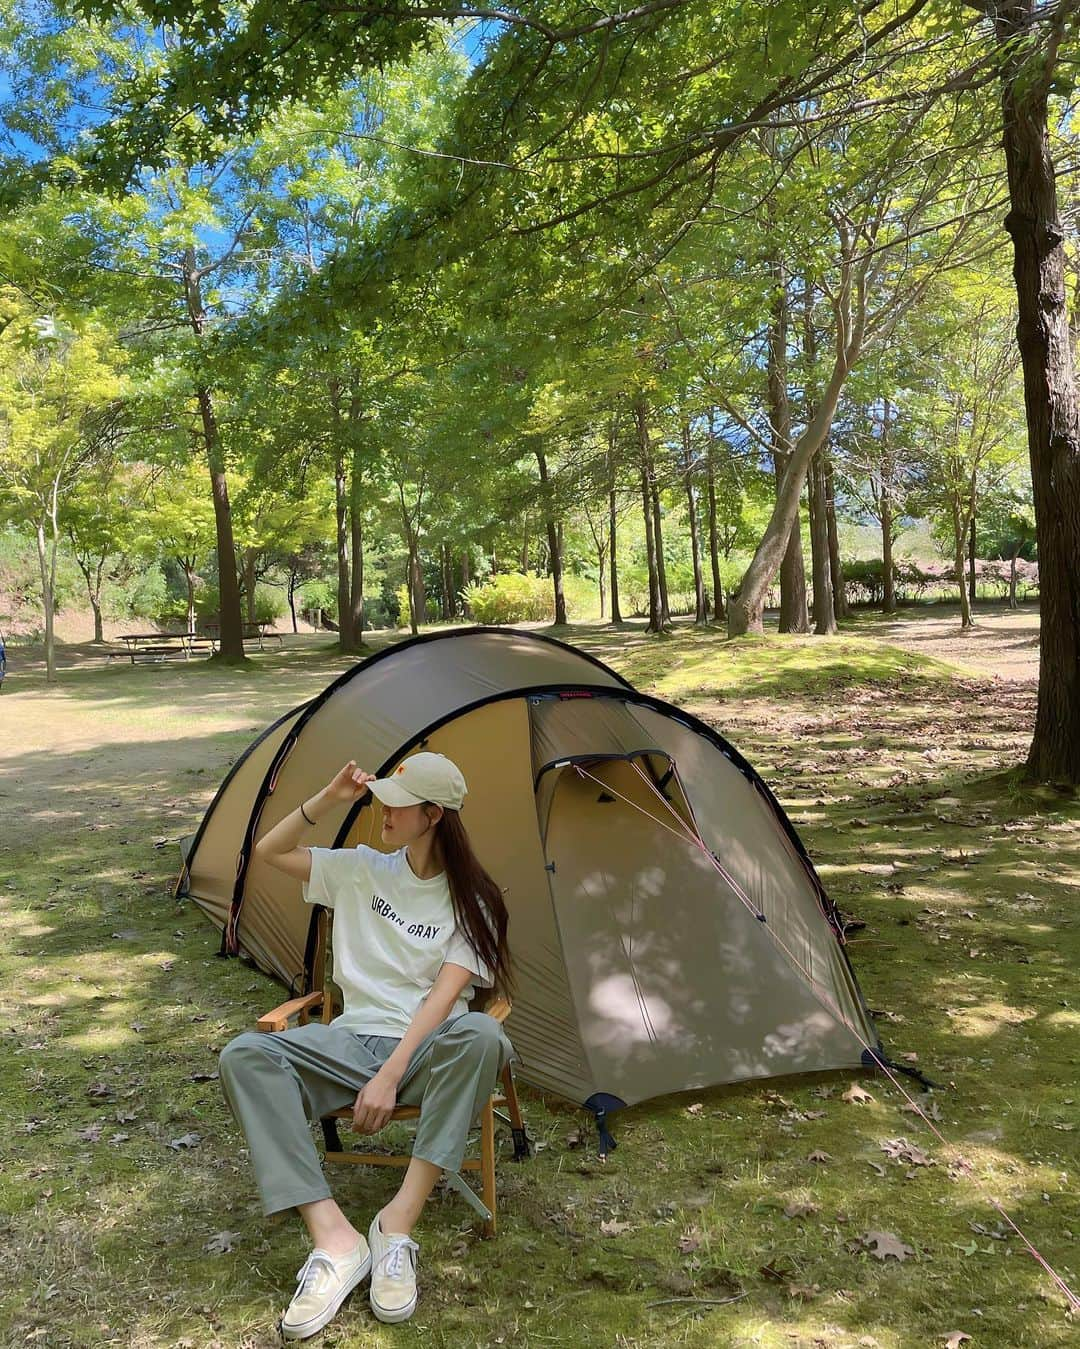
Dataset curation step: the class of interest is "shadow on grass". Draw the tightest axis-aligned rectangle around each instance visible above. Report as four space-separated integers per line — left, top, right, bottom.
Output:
1 626 1077 1346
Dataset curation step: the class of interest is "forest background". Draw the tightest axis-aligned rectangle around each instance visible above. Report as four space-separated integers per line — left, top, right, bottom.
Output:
1 0 1078 782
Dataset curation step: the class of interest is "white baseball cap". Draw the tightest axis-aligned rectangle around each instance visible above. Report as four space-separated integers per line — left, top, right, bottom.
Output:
367 752 468 811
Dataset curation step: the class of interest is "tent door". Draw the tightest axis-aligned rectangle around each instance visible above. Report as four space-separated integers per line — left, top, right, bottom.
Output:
541 755 862 1107
540 756 733 1105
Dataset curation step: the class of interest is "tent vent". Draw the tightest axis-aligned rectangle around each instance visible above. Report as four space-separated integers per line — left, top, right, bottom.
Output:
597 791 616 803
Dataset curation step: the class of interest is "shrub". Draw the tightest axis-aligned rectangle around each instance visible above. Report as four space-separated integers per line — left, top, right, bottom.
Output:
298 578 335 616
844 558 886 605
463 571 555 624
253 584 285 624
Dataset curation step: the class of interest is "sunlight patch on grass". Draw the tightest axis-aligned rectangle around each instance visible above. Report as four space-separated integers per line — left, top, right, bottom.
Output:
2 623 1078 1347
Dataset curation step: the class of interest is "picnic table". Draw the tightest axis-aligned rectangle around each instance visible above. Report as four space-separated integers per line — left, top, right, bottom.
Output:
107 632 216 664
199 620 284 650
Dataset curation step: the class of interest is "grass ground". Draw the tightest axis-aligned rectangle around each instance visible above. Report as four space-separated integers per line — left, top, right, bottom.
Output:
0 607 1076 1349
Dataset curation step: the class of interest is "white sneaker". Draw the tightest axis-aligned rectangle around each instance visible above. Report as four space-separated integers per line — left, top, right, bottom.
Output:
279 1238 371 1340
367 1212 420 1324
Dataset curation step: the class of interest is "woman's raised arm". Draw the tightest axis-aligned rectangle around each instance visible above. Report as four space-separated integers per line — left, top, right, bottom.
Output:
253 761 375 882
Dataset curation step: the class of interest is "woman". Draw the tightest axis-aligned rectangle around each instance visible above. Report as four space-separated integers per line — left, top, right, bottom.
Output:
218 751 513 1339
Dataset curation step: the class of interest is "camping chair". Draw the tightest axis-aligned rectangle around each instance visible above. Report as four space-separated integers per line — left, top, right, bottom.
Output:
254 907 529 1237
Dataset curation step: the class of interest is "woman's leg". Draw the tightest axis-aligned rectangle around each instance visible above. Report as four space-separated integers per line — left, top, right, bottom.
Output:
218 1022 389 1252
380 1011 511 1234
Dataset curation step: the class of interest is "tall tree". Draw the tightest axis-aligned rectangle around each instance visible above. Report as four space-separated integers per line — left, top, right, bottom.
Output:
982 0 1080 782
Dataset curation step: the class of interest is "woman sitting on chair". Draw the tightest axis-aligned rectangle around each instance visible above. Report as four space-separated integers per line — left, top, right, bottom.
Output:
218 752 513 1339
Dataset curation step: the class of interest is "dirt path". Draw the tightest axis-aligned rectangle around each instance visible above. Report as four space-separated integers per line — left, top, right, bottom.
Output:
848 604 1040 682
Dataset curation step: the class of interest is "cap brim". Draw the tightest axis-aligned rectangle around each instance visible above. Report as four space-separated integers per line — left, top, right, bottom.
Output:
368 778 425 807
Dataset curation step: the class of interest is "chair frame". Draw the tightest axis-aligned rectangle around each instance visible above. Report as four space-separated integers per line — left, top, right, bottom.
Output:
254 908 528 1236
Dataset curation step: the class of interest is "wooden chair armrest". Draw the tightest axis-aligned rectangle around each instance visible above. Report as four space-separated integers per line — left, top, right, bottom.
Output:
483 995 512 1024
256 991 324 1032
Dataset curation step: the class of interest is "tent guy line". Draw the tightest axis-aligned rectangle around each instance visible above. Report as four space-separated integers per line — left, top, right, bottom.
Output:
573 757 1079 1312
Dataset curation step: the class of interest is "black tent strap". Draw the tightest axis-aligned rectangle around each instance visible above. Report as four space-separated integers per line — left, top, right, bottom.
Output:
862 1045 942 1092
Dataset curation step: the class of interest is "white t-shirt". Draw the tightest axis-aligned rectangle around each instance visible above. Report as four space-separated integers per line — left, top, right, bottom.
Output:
302 844 494 1037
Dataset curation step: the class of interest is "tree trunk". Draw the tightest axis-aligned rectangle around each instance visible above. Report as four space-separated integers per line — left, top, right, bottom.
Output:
1009 550 1020 609
333 447 353 652
440 543 452 620
881 488 897 613
683 423 707 623
406 539 422 635
607 428 623 624
640 462 660 632
729 287 863 634
350 447 366 647
241 549 258 626
520 515 530 573
776 460 809 633
808 452 837 634
182 562 196 635
996 0 1080 783
410 543 426 632
535 444 567 625
968 511 978 606
768 254 810 633
878 396 898 613
71 543 106 642
462 550 471 589
705 425 725 622
650 478 671 627
36 522 56 684
349 513 365 643
953 494 974 629
182 249 244 663
824 452 849 620
199 389 245 662
288 568 299 633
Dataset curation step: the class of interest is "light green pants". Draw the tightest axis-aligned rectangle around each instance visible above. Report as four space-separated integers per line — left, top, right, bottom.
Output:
218 1011 513 1216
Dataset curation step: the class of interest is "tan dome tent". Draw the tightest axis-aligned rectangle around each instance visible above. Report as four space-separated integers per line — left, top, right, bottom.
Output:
178 627 889 1146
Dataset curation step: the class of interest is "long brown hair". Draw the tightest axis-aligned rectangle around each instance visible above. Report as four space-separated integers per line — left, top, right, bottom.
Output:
429 807 512 996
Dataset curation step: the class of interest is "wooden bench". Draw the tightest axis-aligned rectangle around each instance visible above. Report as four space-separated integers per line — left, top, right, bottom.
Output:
108 633 216 664
200 621 284 651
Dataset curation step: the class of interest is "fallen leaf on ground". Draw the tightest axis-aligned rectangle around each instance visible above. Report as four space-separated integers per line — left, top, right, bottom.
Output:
203 1231 241 1255
686 1103 704 1115
169 1132 202 1150
784 1200 819 1219
75 1125 101 1142
861 1229 914 1261
786 1281 821 1300
944 1335 972 1348
901 1097 943 1122
807 1150 833 1164
599 1219 633 1237
677 1227 702 1253
881 1137 933 1167
843 1083 875 1105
